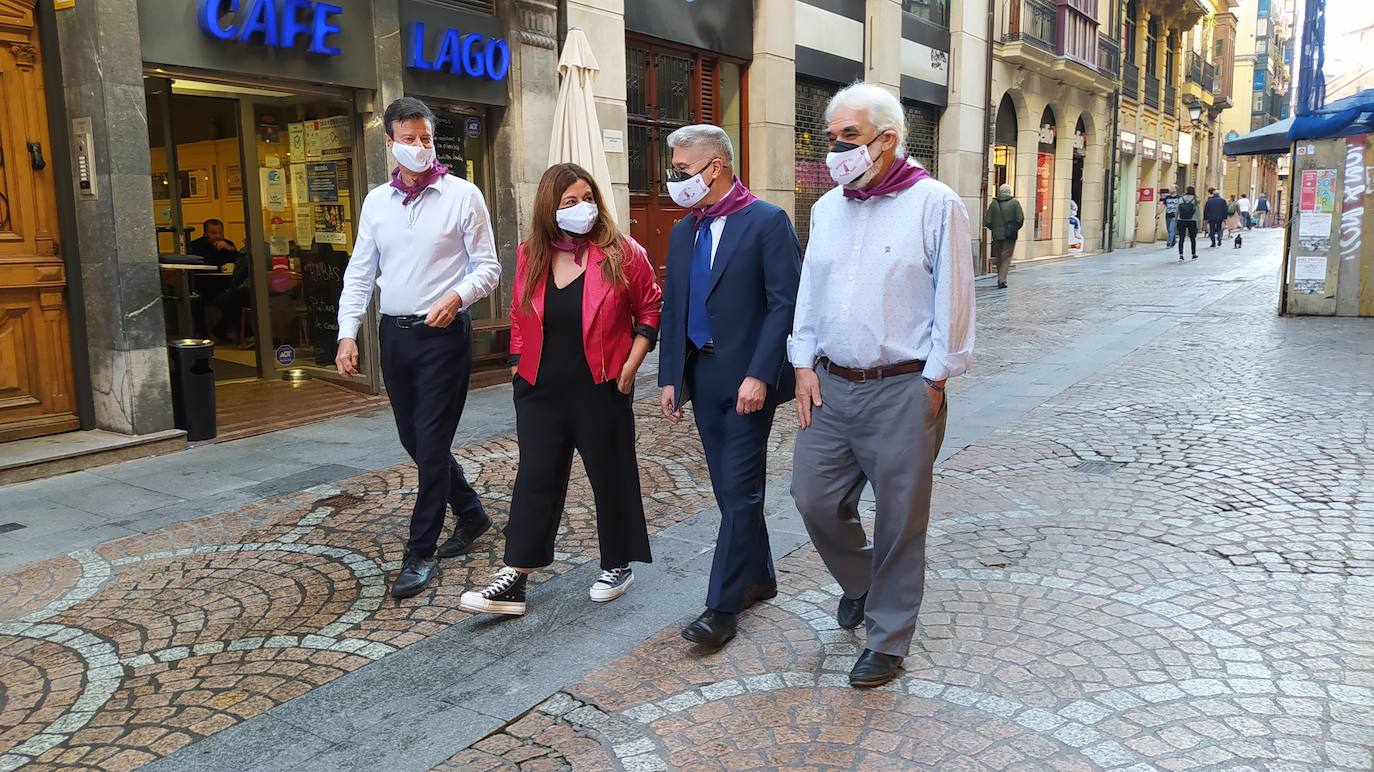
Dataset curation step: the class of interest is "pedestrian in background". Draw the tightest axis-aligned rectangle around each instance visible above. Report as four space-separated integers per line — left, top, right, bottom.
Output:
790 83 975 688
657 124 802 649
1225 195 1243 247
336 97 501 599
1175 186 1200 262
984 184 1023 289
1160 187 1180 248
1203 188 1228 248
460 163 661 617
1254 193 1270 228
1238 193 1253 230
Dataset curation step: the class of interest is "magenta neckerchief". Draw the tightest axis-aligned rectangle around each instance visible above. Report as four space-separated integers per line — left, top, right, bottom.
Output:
390 163 450 206
549 236 591 266
693 177 759 223
843 157 930 201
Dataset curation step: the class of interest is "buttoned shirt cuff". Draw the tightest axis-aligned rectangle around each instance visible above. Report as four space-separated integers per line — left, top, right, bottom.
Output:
338 319 361 342
787 336 817 369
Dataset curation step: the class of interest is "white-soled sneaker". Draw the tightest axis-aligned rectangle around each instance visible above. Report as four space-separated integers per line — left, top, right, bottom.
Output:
459 567 528 615
589 566 634 602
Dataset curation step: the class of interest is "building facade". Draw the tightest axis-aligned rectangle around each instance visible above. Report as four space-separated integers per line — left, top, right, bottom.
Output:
1219 0 1295 217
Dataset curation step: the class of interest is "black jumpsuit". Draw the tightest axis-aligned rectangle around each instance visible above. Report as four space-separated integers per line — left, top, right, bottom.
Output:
504 271 652 571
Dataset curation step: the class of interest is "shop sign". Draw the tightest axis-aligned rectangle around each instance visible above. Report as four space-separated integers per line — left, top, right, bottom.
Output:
406 21 510 81
1119 130 1137 156
1139 187 1155 202
1141 137 1157 160
1161 144 1174 165
197 0 345 56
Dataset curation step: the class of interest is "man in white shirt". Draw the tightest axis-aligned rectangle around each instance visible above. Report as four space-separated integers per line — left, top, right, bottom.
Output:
789 83 976 687
336 97 501 599
1237 193 1253 230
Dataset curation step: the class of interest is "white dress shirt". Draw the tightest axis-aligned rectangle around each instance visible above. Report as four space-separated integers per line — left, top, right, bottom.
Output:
787 177 976 382
337 174 502 340
1238 197 1252 214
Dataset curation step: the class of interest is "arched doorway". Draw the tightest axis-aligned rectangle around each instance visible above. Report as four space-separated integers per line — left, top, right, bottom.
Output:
993 94 1017 190
1034 105 1057 241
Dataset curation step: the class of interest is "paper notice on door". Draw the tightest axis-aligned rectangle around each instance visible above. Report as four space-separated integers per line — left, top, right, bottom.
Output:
304 122 323 160
315 116 352 160
1299 211 1332 239
1294 255 1326 294
314 204 348 246
294 206 314 247
290 164 309 205
260 167 287 212
288 122 305 161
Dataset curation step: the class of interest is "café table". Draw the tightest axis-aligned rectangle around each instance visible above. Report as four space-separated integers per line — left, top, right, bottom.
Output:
159 262 221 338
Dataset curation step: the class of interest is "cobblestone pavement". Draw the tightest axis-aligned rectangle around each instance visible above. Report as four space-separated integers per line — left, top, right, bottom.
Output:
4 230 1374 770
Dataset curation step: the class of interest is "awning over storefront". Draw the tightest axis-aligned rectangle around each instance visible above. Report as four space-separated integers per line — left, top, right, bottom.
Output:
1224 89 1374 156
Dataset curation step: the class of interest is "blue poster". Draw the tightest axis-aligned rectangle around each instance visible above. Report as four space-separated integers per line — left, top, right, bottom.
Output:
307 162 339 203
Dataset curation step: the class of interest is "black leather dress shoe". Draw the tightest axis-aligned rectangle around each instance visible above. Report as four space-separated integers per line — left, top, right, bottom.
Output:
849 649 903 688
743 583 778 607
837 593 867 630
390 553 439 599
436 512 492 558
681 609 738 647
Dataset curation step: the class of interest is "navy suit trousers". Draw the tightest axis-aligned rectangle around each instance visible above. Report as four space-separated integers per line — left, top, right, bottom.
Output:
689 349 777 613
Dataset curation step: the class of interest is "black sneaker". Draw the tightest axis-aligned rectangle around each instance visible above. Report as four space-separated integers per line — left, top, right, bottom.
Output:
390 553 439 599
459 567 527 615
589 566 634 602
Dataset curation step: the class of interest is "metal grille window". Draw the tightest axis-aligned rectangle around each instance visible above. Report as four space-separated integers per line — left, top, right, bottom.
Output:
903 101 940 175
795 78 838 250
437 0 495 13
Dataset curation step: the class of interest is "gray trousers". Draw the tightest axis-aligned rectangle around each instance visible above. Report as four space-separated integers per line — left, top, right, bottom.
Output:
791 368 947 656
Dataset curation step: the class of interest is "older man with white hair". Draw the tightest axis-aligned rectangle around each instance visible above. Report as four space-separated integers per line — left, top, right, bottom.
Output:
789 82 976 687
657 124 802 648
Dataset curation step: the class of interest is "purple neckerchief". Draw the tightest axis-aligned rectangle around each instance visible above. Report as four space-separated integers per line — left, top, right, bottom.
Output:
693 178 759 223
390 163 450 206
550 237 591 266
843 157 930 201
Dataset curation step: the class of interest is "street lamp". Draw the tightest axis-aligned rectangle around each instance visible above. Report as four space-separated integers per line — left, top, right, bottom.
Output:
1186 96 1204 126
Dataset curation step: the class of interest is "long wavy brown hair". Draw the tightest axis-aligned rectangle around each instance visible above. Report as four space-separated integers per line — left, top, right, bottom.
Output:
521 163 627 314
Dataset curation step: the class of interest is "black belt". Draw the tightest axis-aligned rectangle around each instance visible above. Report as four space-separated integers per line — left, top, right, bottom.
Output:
382 314 427 329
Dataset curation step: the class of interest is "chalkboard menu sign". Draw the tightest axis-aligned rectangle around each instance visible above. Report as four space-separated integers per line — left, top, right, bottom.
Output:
301 246 348 366
433 111 468 180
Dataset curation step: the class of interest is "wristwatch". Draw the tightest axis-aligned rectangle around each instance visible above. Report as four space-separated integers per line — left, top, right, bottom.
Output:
924 378 945 392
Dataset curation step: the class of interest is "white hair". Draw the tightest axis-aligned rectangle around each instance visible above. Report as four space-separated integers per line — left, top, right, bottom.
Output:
666 124 734 166
825 82 907 156
998 183 1013 197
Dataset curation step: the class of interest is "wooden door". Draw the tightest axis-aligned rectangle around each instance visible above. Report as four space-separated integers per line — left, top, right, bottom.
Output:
626 41 721 281
0 0 76 442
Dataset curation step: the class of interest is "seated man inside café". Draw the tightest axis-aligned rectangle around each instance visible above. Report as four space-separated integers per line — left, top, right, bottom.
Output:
188 218 238 268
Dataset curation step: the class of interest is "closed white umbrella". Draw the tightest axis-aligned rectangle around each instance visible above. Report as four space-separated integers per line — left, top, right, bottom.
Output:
549 27 617 220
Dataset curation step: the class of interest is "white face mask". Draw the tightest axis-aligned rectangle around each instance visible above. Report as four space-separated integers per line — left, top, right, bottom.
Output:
826 141 876 186
555 201 598 235
391 140 436 173
666 162 715 208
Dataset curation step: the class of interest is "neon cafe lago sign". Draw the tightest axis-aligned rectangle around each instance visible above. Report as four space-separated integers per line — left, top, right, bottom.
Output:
195 0 511 81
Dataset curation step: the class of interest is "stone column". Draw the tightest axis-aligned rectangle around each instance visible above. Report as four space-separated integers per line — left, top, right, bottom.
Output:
865 0 902 92
52 0 173 436
1049 86 1074 256
1017 93 1042 259
565 0 628 220
493 0 560 304
943 0 991 263
362 0 406 189
1080 95 1109 252
749 0 796 214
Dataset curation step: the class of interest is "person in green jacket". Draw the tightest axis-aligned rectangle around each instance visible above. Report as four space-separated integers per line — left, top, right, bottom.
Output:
985 184 1025 289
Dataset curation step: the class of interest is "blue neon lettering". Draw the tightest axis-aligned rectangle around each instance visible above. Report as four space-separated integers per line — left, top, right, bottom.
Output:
485 38 510 80
279 0 312 48
197 0 240 40
307 2 343 55
461 34 486 77
434 28 462 73
405 22 433 70
237 0 280 46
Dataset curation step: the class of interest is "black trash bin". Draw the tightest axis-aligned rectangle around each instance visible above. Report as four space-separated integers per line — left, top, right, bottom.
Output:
168 338 217 441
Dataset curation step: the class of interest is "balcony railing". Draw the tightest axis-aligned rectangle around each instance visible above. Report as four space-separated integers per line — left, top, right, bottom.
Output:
903 0 950 29
1143 72 1160 109
1001 0 1058 53
1186 52 1205 86
1098 35 1120 77
1164 83 1176 116
1122 61 1140 100
1202 61 1217 93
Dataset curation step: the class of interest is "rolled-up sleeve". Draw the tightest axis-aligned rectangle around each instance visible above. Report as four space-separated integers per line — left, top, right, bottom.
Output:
922 195 976 382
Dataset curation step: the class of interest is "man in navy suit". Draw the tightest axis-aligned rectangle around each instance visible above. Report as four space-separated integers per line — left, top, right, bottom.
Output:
657 124 802 648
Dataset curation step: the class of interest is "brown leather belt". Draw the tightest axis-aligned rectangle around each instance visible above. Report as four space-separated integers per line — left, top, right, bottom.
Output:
818 357 925 383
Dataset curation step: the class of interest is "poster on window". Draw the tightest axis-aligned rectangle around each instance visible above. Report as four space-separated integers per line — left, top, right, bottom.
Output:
290 164 309 205
1034 151 1054 240
314 204 349 246
293 206 314 247
307 163 339 203
312 116 352 160
259 167 287 212
288 123 306 161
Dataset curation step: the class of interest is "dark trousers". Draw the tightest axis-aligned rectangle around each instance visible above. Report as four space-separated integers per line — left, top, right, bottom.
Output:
1177 220 1198 256
379 313 483 559
505 376 651 570
689 350 777 614
1207 220 1224 246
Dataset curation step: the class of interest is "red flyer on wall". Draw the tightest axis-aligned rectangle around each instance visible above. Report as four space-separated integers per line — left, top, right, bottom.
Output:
1138 187 1155 202
1300 169 1317 212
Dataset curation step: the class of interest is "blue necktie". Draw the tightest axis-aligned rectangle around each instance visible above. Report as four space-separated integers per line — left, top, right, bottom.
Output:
687 217 714 348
